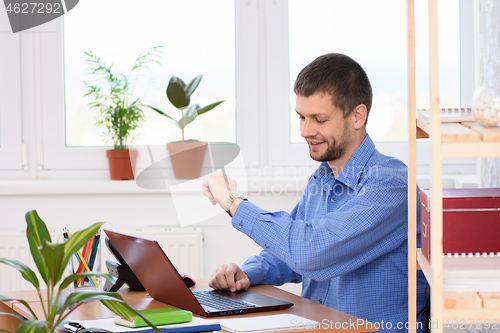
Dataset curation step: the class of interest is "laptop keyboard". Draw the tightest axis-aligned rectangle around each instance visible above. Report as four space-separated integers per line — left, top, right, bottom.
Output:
193 290 258 310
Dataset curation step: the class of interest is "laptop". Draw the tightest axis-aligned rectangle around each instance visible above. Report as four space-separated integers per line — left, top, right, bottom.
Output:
103 229 293 317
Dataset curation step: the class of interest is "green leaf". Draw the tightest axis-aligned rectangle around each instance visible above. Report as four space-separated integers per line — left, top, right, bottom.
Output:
100 299 136 321
61 223 103 276
0 259 39 290
38 241 66 288
178 116 190 130
59 272 113 291
64 291 126 307
63 291 162 332
197 100 225 116
183 104 200 118
15 320 47 333
169 76 186 89
182 105 199 127
166 81 188 109
0 311 24 321
0 296 38 320
51 291 67 316
100 300 161 333
185 75 203 98
146 106 181 128
25 211 51 285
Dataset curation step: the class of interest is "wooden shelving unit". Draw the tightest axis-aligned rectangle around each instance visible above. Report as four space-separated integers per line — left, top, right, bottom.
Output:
407 1 500 332
416 119 500 158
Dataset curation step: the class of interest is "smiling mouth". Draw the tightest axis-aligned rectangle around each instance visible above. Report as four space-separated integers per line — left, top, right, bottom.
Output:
308 141 325 149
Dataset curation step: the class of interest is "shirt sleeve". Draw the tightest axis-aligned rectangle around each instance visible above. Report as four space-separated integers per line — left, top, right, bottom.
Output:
239 201 304 286
240 250 303 286
231 171 408 282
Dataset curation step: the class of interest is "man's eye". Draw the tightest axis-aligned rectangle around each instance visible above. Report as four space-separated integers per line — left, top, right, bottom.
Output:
317 119 326 123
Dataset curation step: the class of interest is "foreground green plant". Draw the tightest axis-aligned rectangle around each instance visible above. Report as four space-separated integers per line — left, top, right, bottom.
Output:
148 75 224 141
0 210 161 333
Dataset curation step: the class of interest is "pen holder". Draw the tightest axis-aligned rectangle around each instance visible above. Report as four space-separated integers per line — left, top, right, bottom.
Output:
64 233 102 293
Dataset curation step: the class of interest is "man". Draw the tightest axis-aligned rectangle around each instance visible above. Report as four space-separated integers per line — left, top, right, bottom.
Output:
202 53 429 332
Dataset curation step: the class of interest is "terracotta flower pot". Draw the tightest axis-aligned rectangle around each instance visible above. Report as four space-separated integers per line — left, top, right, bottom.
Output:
166 141 208 179
106 149 138 180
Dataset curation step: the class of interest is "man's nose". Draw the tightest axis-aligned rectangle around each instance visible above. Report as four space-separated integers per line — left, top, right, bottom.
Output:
300 119 316 138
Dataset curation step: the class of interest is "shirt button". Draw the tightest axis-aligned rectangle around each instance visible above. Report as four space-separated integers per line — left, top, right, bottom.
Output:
331 198 335 203
318 299 322 304
239 224 243 229
265 243 269 248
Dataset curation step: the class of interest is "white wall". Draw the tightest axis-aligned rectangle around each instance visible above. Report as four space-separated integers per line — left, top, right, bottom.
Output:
0 182 301 289
0 169 479 297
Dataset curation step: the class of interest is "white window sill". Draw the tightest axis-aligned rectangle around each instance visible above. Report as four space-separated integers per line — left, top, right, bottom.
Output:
0 176 311 196
0 174 478 196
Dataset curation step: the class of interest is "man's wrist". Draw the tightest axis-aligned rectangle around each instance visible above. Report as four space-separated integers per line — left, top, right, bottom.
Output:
229 198 245 217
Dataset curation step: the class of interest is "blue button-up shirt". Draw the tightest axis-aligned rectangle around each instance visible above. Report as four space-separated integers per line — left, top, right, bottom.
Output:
232 135 429 333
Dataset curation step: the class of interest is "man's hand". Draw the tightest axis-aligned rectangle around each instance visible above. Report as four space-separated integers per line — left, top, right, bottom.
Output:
202 173 237 208
209 263 250 292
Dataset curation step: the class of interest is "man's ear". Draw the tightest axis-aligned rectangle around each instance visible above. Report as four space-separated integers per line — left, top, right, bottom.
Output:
353 104 367 129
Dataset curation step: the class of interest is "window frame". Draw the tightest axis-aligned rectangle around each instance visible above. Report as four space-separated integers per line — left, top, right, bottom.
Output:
0 16 23 171
24 2 260 178
265 0 477 173
0 0 478 180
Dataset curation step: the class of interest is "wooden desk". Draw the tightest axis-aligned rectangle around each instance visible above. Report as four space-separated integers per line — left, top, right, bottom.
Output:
1 280 377 332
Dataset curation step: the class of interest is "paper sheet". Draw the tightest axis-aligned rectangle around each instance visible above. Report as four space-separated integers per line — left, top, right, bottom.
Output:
72 316 215 332
214 314 320 333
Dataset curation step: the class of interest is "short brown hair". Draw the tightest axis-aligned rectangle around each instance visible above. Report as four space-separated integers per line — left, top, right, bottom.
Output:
294 53 372 125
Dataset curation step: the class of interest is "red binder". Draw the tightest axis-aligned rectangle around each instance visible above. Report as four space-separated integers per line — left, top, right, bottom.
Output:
419 188 500 262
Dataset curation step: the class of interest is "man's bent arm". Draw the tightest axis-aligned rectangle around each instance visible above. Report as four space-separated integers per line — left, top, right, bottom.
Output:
241 250 303 287
231 171 409 281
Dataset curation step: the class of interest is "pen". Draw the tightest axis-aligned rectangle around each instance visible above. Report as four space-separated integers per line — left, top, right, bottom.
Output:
86 232 100 284
66 229 98 287
63 322 85 332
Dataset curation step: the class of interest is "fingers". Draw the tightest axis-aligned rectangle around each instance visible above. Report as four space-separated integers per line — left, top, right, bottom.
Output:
235 274 250 291
202 172 240 208
201 178 217 205
209 263 248 292
209 264 228 290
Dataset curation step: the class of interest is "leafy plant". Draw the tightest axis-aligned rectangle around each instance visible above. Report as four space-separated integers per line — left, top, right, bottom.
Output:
148 75 224 141
0 210 161 333
84 47 163 150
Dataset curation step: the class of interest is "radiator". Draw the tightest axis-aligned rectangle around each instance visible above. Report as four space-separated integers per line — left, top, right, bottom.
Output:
0 229 203 292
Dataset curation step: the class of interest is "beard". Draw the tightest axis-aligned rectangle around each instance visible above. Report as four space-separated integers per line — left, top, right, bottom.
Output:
307 122 351 162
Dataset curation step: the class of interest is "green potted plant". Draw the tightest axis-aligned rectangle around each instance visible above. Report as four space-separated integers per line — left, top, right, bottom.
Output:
147 75 224 179
0 210 162 333
84 47 163 180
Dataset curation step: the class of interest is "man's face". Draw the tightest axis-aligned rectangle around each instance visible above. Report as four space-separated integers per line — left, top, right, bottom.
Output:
296 93 352 163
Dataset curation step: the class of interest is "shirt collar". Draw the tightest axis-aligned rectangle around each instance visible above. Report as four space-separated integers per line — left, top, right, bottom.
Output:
311 134 376 191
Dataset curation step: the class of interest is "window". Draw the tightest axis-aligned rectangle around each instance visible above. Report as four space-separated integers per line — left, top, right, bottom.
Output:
0 0 476 179
266 0 466 167
63 0 236 147
288 0 460 144
38 0 246 176
0 16 23 171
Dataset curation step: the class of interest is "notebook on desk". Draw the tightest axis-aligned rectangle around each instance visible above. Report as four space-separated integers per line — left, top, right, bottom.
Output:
103 229 293 317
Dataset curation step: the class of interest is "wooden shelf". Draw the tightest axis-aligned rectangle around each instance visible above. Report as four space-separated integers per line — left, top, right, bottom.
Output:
416 119 500 158
417 249 432 287
407 1 500 330
444 292 500 320
416 250 500 319
417 249 500 292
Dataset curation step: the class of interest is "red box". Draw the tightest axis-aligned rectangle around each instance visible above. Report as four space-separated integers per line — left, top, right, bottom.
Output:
420 188 500 262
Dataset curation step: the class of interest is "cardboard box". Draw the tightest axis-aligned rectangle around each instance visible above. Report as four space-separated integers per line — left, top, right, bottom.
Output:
420 188 500 262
